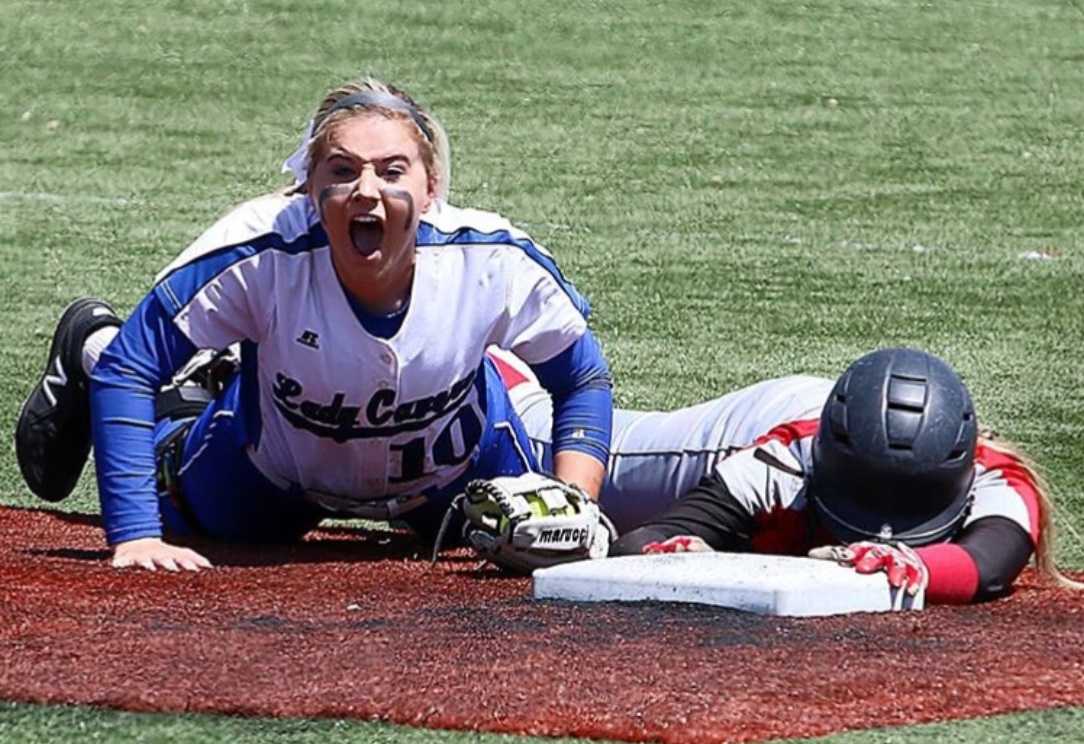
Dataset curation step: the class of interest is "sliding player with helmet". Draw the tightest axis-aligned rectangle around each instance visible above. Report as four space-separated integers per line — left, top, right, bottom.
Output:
466 347 1080 604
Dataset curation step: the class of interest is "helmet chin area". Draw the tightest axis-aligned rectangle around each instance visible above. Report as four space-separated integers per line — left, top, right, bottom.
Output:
810 484 974 547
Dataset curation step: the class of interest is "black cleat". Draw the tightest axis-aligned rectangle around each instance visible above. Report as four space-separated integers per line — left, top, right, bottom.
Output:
15 298 122 502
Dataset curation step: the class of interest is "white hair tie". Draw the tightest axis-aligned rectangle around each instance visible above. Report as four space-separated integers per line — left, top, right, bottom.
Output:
281 119 315 186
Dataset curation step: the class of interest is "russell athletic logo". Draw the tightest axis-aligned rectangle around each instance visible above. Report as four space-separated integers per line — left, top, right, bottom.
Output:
296 330 320 349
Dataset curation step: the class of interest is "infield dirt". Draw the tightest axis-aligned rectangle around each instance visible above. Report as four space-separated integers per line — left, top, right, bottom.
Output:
2 506 1082 743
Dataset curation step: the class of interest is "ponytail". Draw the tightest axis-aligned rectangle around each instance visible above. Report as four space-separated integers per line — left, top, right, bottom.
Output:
981 436 1084 590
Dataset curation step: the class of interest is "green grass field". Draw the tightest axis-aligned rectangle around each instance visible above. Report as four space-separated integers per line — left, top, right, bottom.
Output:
2 0 1082 741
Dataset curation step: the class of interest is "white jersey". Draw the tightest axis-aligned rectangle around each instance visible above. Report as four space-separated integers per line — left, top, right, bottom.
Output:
153 193 589 503
492 352 1040 541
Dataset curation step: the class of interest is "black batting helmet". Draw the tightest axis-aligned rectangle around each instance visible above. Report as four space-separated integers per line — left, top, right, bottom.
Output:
808 348 978 546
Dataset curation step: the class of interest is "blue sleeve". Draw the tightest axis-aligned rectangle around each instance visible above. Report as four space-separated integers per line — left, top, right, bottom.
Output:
90 292 198 545
528 331 612 467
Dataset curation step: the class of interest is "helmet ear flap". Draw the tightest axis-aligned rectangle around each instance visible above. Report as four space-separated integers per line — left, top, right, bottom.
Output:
809 348 978 547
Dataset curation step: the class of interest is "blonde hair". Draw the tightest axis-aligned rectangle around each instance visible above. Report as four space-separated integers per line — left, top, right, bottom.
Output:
979 435 1084 590
304 77 451 201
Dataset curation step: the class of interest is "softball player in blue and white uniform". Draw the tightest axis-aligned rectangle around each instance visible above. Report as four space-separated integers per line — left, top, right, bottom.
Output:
15 78 612 572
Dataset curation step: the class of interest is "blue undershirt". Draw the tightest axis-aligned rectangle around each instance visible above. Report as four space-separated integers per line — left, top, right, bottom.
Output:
527 333 612 466
344 291 409 339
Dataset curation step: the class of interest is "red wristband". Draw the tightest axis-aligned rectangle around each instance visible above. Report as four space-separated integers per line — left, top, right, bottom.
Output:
915 543 979 604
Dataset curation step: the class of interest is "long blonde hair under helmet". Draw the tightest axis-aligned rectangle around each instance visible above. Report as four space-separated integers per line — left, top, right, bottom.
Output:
282 77 451 202
981 436 1084 590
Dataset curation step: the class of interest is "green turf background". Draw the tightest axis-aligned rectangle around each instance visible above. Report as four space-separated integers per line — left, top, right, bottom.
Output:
2 0 1082 741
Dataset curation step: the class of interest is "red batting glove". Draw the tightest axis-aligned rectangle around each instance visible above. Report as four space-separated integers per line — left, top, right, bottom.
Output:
848 542 930 595
809 541 929 595
642 535 713 554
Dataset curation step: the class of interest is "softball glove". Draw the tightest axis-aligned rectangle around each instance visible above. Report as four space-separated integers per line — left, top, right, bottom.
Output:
434 472 616 574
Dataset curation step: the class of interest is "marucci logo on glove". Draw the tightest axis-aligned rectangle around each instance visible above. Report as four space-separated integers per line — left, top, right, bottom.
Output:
433 473 618 574
537 527 589 546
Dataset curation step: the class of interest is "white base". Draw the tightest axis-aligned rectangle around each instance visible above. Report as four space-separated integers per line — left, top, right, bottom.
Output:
532 553 924 617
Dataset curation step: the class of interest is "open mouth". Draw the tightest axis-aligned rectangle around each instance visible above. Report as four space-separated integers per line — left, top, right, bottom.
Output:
349 216 384 257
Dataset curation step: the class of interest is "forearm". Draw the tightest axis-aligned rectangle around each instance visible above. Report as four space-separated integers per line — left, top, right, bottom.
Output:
917 517 1033 604
554 450 605 501
530 331 613 482
91 294 198 544
91 370 162 544
611 473 755 556
549 374 611 471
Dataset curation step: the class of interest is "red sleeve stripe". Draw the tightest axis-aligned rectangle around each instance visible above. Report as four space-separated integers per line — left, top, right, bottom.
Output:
974 443 1042 544
754 419 819 446
915 543 980 604
487 351 530 390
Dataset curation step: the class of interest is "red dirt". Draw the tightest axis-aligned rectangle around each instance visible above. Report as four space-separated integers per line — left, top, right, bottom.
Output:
2 506 1083 743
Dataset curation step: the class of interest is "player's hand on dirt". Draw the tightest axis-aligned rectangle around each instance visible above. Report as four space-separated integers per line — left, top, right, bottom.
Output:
112 537 212 573
642 535 713 554
808 541 928 595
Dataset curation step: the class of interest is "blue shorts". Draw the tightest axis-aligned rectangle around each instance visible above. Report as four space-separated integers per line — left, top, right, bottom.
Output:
156 357 539 542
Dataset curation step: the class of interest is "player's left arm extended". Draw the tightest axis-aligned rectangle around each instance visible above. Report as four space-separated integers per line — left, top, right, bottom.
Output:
914 449 1041 604
529 331 612 500
915 517 1033 604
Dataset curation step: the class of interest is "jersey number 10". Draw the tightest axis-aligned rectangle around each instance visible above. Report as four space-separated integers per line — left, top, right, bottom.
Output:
388 405 483 484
